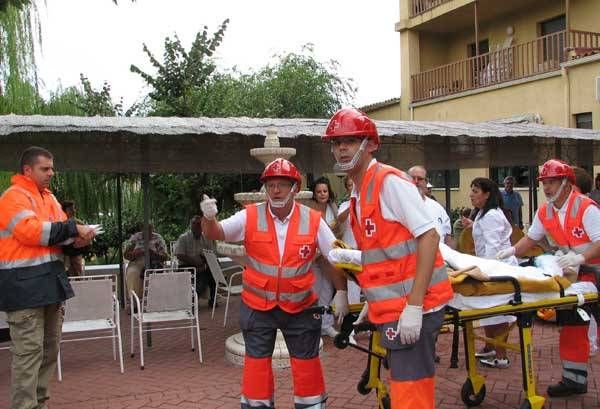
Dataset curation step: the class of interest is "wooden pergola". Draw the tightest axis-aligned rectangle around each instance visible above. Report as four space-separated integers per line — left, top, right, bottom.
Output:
1 114 599 302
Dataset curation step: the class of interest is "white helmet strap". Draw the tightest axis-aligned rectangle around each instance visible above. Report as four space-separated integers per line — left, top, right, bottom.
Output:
267 183 297 208
332 138 369 173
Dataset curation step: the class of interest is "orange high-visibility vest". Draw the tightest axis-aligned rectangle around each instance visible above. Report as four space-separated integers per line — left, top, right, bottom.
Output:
538 191 600 279
243 202 321 313
350 163 453 324
0 174 71 311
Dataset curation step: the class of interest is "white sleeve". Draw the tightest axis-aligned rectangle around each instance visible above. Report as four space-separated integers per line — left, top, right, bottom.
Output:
380 175 436 237
582 205 600 242
220 209 247 243
338 200 350 214
526 210 547 241
433 200 452 237
478 209 511 258
317 218 336 257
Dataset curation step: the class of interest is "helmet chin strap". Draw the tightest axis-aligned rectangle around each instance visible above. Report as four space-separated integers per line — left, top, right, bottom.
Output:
268 183 297 209
545 178 567 204
333 138 368 173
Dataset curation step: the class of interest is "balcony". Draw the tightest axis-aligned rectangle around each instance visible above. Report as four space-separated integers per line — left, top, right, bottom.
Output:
411 30 600 103
410 0 454 17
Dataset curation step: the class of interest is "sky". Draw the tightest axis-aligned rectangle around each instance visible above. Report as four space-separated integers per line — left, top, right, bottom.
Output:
36 0 401 111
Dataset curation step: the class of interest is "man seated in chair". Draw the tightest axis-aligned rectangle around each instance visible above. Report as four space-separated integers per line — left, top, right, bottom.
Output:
175 215 217 307
124 223 168 305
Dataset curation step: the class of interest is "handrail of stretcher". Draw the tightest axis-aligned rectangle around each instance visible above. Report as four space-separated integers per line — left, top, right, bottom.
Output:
444 293 598 323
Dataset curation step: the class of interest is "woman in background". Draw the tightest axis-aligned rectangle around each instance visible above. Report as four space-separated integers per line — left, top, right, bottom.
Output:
310 176 342 337
462 177 517 368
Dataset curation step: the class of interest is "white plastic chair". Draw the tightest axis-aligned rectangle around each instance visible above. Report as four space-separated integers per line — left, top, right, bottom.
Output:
0 311 10 351
58 274 124 381
130 267 202 369
203 249 243 327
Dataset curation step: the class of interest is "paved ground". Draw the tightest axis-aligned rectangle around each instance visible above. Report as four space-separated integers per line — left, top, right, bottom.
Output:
1 296 598 409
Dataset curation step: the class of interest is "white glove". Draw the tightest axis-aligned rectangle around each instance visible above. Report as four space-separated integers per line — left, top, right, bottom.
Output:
328 248 362 266
396 304 423 345
496 246 516 260
200 194 218 220
332 290 349 325
354 302 369 325
557 252 585 269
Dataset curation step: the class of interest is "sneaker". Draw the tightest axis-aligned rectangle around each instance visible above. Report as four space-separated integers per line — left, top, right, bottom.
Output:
321 326 339 338
479 357 510 368
547 381 587 397
475 349 496 358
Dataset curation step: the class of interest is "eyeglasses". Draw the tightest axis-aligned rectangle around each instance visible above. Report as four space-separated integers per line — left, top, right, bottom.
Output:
265 182 293 191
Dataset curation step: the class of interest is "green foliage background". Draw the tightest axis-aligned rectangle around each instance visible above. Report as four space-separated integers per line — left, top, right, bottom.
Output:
0 5 355 262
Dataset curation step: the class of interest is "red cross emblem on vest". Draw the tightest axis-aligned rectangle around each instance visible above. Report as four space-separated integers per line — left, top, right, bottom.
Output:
385 327 398 340
299 244 311 259
365 218 377 237
572 226 585 239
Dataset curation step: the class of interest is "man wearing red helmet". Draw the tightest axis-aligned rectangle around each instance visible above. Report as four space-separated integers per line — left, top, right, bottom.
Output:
201 157 348 409
323 108 453 409
497 159 600 397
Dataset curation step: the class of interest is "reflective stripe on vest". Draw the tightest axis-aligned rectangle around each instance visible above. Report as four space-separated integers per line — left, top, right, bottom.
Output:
363 265 448 302
0 253 62 269
40 221 51 246
246 254 312 278
243 283 312 303
362 238 417 265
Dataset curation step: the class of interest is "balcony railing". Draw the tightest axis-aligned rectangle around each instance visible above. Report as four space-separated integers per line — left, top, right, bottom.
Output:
410 0 453 17
411 30 600 103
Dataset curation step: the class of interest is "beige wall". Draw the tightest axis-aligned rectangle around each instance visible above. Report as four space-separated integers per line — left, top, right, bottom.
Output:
413 74 567 124
567 60 600 129
365 103 402 120
570 0 600 32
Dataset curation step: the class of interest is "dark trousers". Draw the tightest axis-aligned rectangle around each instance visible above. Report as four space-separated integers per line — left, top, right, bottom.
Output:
181 265 216 302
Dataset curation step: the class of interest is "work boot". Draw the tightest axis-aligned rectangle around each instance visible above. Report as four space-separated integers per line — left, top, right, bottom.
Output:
547 380 587 397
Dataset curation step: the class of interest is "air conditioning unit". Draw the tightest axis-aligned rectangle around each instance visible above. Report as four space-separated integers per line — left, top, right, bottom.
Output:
596 76 600 102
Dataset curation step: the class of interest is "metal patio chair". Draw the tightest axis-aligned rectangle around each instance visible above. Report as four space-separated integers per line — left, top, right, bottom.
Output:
58 274 124 381
0 311 10 351
130 267 202 369
203 249 243 327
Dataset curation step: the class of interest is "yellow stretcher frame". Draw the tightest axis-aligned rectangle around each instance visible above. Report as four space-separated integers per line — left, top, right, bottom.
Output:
336 293 598 409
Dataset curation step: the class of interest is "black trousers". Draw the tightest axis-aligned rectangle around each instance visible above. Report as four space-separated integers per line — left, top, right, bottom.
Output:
181 265 216 301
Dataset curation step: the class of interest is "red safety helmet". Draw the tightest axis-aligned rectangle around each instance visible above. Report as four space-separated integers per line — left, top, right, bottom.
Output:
538 159 575 184
260 158 302 186
322 108 380 146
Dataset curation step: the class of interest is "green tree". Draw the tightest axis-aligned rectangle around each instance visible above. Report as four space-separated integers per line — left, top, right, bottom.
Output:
130 20 229 116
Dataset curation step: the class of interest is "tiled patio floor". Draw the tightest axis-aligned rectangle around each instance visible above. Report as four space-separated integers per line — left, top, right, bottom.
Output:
1 296 598 408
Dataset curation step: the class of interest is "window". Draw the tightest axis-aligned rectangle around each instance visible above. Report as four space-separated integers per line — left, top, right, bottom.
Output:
428 170 459 189
540 15 566 62
490 166 531 187
467 39 489 57
575 112 593 129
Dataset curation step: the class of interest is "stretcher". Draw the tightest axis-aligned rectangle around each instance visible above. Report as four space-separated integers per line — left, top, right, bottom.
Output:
332 283 599 409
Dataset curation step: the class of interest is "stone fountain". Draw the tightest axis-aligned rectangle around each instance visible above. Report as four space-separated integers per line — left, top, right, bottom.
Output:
218 128 321 368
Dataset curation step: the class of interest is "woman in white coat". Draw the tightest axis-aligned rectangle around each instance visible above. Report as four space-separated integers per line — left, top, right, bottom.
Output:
310 176 341 337
462 177 518 368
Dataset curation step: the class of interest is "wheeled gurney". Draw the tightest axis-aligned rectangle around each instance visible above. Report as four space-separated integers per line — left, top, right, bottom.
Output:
334 282 598 409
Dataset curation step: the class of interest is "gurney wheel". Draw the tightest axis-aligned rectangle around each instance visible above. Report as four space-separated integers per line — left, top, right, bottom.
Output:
380 394 391 409
461 379 485 407
357 369 372 395
518 401 532 409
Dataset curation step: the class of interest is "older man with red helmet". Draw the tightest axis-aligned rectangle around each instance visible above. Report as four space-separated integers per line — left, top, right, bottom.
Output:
201 158 348 409
497 159 600 397
323 108 453 409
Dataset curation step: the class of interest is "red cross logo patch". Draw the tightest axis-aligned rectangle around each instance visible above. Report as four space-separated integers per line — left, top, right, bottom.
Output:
365 218 377 237
385 327 398 340
299 245 311 259
572 226 585 239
